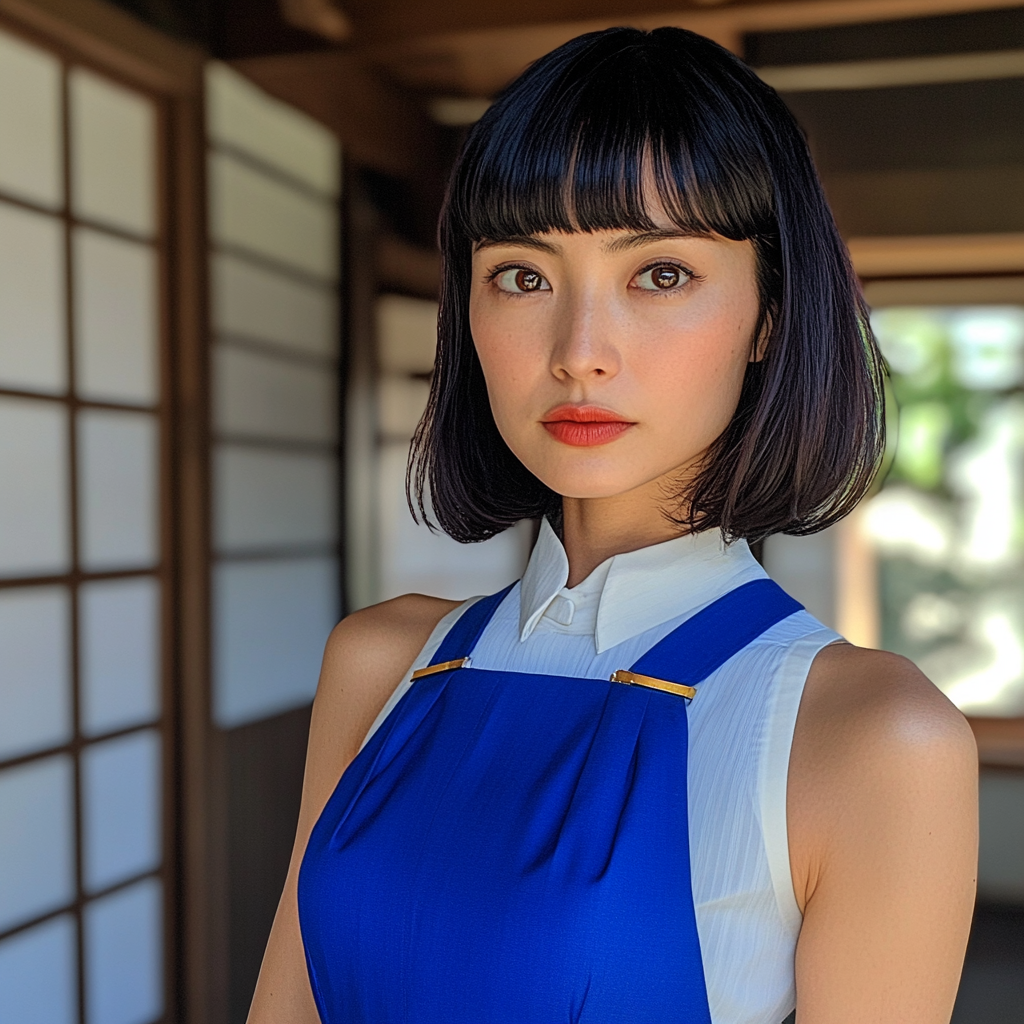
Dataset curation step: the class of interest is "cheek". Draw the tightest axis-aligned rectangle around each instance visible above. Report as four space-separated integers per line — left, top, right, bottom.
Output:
643 304 754 432
469 299 546 420
470 306 514 398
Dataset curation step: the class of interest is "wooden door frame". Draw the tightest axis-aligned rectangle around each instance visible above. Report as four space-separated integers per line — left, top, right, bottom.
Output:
0 2 219 1021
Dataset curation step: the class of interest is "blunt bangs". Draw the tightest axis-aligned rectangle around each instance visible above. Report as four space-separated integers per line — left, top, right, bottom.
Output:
446 31 776 246
412 27 886 545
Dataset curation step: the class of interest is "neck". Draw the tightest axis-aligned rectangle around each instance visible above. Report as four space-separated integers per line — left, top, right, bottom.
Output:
561 481 688 588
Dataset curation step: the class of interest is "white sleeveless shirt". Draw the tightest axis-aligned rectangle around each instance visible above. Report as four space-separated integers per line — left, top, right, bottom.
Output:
363 521 840 1024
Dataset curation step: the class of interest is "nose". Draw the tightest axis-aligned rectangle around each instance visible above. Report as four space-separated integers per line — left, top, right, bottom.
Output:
549 288 621 382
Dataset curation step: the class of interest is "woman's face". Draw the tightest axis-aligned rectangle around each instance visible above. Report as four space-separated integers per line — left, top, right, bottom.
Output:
468 218 763 502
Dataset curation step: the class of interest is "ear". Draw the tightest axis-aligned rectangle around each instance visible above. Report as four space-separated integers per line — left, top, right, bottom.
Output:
750 307 774 363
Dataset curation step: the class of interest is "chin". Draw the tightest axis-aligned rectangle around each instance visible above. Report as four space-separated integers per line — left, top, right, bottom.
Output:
530 463 657 501
507 435 689 501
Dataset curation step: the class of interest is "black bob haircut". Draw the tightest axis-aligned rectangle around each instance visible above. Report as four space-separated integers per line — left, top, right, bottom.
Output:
410 26 885 544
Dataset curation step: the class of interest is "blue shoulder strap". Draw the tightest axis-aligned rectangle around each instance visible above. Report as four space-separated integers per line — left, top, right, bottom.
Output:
629 578 802 687
429 582 517 665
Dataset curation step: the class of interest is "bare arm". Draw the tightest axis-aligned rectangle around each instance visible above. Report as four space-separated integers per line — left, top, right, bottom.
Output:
246 594 460 1024
789 645 978 1024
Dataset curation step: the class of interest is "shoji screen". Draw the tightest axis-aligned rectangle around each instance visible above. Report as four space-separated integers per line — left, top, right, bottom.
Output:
206 65 341 729
0 26 168 1024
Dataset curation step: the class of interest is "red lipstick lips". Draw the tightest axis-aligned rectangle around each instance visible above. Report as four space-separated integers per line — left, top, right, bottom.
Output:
541 405 635 447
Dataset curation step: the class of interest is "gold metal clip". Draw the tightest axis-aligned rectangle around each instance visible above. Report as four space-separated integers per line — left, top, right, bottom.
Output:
610 669 696 700
411 657 472 681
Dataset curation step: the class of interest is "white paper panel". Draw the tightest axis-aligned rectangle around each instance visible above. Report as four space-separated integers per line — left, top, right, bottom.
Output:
0 202 65 393
378 375 430 440
214 446 337 552
214 556 338 727
209 153 337 280
377 295 438 375
377 441 531 602
0 914 77 1024
84 878 162 1024
212 253 337 358
0 586 71 760
74 229 157 405
82 730 161 893
0 31 61 208
206 64 339 197
0 755 74 932
214 346 337 444
69 68 155 237
78 410 158 571
0 397 69 577
80 577 160 737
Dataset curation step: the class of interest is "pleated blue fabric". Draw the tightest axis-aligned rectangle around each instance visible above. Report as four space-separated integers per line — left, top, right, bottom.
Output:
298 579 802 1024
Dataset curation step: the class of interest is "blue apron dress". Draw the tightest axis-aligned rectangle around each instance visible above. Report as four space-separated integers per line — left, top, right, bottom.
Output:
299 578 802 1024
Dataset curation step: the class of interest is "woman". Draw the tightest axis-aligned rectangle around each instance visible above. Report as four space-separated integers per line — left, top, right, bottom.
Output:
249 27 977 1024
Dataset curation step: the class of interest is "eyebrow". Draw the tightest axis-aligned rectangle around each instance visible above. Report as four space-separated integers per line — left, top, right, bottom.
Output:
474 229 708 256
602 229 708 253
474 235 562 255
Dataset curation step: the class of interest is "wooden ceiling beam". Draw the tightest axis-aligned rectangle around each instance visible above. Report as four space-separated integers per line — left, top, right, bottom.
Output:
342 0 1023 49
849 233 1024 279
361 0 1024 96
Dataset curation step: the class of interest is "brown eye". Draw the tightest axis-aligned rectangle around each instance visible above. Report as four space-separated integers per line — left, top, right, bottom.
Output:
516 269 543 291
653 267 680 289
635 263 689 292
494 267 551 293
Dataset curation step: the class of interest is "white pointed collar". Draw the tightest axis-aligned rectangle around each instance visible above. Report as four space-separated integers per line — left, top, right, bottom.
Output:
518 518 768 654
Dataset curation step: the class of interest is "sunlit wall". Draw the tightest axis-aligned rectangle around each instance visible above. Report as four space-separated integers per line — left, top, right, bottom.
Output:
206 65 342 729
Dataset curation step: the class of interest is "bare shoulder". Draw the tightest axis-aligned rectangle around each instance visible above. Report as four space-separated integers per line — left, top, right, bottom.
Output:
323 593 463 686
798 643 977 763
789 643 978 909
315 593 462 748
299 594 462 826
